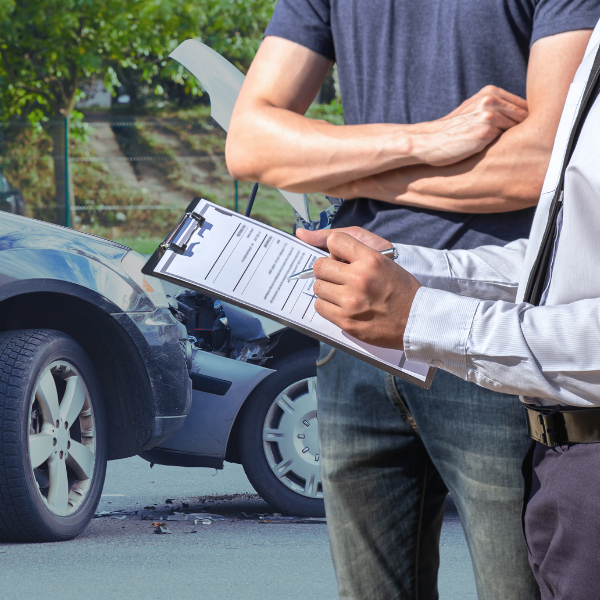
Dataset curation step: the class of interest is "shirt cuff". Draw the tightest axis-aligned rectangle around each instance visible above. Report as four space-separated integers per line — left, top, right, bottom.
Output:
403 287 480 380
393 243 451 291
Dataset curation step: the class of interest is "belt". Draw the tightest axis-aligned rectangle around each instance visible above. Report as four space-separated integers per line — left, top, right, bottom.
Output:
525 405 600 447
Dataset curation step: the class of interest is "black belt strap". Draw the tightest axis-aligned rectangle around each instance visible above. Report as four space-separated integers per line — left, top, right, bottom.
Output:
526 405 600 447
523 44 600 306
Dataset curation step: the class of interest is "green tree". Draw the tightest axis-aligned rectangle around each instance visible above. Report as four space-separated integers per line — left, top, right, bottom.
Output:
0 0 274 224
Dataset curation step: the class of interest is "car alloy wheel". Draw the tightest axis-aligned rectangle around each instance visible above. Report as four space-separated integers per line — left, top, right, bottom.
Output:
0 330 107 542
262 376 322 500
29 361 97 517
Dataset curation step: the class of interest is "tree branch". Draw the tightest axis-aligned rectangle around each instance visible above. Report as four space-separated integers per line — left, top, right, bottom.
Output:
17 83 54 104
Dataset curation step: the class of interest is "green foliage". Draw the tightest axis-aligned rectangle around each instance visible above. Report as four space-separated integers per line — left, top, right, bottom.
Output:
0 0 15 24
4 123 181 233
306 98 345 125
0 0 275 122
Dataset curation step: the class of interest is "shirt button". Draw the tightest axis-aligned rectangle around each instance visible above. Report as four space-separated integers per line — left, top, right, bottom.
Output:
431 359 444 368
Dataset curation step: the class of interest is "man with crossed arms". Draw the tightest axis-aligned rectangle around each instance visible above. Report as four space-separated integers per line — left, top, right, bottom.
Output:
226 1 599 597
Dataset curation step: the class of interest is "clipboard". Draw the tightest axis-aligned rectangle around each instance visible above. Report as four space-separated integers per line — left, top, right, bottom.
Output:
144 198 435 389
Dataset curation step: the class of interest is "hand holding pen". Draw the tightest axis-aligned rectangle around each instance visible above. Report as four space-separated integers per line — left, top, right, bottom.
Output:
289 247 399 280
294 228 421 350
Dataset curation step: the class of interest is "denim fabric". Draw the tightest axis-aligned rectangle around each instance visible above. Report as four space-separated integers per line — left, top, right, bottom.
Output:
523 441 600 600
317 344 540 600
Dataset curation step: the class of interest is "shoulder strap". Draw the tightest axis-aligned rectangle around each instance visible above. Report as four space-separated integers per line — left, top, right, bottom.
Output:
523 45 600 306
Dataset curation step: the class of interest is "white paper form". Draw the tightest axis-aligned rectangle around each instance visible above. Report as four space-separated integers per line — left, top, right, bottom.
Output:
153 199 433 386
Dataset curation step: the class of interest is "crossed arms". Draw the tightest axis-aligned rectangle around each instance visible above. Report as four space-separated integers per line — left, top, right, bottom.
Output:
227 30 591 213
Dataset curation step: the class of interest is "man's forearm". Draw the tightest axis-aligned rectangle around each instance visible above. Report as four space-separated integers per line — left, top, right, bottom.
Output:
226 37 527 193
324 117 550 213
227 107 420 193
322 29 592 213
404 289 600 406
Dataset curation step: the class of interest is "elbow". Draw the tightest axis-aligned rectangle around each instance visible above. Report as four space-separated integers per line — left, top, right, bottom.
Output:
226 135 299 190
225 133 257 182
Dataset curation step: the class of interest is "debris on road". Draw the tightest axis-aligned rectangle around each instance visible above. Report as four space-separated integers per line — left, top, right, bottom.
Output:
234 512 327 524
154 526 172 535
165 499 174 504
143 506 156 510
237 512 269 520
165 512 226 522
259 515 327 524
94 510 137 518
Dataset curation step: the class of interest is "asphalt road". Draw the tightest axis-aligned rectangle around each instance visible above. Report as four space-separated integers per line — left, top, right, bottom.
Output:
0 457 476 600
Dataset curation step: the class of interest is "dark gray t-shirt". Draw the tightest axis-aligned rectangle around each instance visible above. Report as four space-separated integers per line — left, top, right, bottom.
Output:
266 0 600 250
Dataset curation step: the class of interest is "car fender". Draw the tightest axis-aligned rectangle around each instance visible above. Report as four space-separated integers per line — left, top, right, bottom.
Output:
150 351 274 465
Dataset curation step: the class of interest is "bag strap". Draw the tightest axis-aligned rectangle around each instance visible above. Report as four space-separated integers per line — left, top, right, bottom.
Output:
523 44 600 306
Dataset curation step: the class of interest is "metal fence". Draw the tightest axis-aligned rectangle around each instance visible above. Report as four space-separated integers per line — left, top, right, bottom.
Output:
0 111 259 251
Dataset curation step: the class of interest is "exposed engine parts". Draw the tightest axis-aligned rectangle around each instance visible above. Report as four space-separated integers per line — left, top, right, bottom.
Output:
168 290 278 366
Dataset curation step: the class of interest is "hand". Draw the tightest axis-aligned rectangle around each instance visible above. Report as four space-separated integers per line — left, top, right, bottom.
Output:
416 85 529 167
308 232 421 349
296 226 391 251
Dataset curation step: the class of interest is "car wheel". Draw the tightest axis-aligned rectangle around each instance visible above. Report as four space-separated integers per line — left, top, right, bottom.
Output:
0 330 107 542
238 347 324 517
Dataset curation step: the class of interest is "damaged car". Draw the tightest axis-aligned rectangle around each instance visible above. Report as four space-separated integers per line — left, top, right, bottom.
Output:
0 213 191 543
140 289 323 517
138 41 339 518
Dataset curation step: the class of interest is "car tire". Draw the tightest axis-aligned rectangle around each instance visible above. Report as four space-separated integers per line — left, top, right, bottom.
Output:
238 347 324 517
0 330 107 542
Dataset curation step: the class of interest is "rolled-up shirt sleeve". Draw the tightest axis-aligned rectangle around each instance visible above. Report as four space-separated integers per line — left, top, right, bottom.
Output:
404 290 600 407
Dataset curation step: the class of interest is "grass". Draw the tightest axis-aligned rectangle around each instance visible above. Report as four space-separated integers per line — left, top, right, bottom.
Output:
116 235 163 255
3 99 345 245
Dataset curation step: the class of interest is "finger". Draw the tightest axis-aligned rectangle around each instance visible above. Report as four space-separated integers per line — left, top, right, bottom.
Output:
296 228 333 249
312 256 351 285
484 107 528 132
489 98 529 125
314 297 349 330
470 85 529 111
490 88 528 111
325 232 377 264
478 86 528 111
297 226 391 251
448 87 528 119
312 278 346 306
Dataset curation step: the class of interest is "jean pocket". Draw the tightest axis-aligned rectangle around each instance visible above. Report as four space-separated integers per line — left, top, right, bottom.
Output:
386 373 419 433
316 343 336 367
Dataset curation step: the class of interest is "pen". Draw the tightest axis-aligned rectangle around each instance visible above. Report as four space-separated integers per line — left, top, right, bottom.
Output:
288 247 399 281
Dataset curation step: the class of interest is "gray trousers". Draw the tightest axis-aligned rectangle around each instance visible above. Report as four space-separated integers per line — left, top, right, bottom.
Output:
523 440 600 600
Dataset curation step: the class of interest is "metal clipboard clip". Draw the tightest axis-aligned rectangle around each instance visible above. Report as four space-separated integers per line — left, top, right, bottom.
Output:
160 212 206 255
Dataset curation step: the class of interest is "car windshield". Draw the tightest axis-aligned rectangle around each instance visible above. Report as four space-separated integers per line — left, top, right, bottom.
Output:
0 176 10 193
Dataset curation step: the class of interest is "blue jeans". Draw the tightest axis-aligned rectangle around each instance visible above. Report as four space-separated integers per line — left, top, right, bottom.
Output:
317 344 540 600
